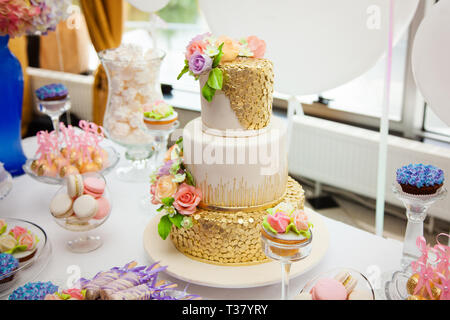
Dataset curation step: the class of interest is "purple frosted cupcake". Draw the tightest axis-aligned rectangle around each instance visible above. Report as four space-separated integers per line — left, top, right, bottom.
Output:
396 164 444 195
35 83 68 101
0 253 19 284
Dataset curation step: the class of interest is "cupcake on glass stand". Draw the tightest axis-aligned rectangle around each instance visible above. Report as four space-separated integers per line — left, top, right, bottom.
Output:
393 164 446 270
260 202 313 300
142 100 179 167
35 83 71 137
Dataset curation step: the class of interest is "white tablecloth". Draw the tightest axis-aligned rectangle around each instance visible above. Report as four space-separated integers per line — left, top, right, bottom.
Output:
0 137 404 300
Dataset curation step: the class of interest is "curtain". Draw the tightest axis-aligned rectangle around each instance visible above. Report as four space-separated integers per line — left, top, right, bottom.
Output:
80 0 124 125
8 36 32 137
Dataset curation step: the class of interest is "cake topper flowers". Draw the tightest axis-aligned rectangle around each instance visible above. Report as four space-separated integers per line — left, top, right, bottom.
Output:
263 202 313 239
152 137 201 240
0 0 71 38
177 33 266 102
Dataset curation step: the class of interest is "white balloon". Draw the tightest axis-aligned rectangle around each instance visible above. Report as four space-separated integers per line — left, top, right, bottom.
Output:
199 0 418 95
126 0 169 13
412 0 450 126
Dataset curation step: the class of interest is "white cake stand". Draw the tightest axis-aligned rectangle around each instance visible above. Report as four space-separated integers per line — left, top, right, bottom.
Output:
143 208 329 288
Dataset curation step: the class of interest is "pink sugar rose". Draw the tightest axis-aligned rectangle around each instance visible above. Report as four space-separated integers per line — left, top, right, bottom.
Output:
185 39 207 61
63 288 84 300
150 183 160 205
9 226 27 239
247 35 266 59
18 233 35 250
292 209 309 231
173 183 202 216
267 211 291 233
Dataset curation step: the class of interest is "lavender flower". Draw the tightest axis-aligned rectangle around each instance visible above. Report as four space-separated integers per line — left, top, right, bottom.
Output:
188 52 212 75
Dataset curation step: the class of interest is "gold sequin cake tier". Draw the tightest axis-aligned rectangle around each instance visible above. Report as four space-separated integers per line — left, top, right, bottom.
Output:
199 57 274 131
170 177 304 266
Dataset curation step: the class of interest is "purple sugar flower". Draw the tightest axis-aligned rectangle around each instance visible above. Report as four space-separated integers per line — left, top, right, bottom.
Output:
158 160 174 177
188 52 212 76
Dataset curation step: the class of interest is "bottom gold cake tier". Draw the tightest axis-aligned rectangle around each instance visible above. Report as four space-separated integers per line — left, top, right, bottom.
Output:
170 177 305 266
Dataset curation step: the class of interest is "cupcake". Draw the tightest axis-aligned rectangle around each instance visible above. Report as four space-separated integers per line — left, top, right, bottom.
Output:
261 202 312 257
0 253 19 284
143 100 178 130
9 281 59 300
35 83 68 101
396 164 444 195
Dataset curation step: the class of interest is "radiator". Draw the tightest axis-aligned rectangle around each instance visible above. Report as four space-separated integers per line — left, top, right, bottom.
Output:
26 67 94 122
288 115 450 222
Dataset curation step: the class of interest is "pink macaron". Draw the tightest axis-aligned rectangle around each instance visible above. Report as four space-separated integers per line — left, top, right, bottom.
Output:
311 278 348 300
93 197 110 220
83 177 105 199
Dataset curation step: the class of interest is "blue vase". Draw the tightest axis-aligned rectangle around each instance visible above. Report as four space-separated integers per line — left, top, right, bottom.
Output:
0 35 26 176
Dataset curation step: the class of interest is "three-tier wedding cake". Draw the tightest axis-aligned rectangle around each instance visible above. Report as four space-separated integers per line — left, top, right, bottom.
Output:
164 34 306 265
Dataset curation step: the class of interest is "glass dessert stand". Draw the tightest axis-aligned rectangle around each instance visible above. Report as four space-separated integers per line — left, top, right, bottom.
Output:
0 218 52 298
138 120 180 210
392 184 447 270
260 230 313 300
36 97 71 136
300 268 376 300
100 47 166 182
382 185 447 300
22 146 120 185
51 173 112 253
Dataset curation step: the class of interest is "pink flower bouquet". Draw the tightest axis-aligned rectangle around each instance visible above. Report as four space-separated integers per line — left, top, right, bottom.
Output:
177 33 266 102
0 0 70 38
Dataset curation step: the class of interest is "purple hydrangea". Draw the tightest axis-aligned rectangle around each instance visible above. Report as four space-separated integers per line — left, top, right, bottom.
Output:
158 160 174 177
396 164 444 188
188 52 212 75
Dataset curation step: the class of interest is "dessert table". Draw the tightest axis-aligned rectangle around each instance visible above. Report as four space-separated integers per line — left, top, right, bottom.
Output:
0 136 404 300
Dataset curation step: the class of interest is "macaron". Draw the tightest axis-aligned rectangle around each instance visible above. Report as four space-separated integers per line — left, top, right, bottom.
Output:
93 197 110 220
83 177 105 198
50 193 73 218
334 271 358 295
348 289 373 300
67 174 84 198
311 278 347 300
73 195 98 221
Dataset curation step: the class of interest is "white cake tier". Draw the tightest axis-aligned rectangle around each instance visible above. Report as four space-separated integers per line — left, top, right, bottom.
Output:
183 117 288 209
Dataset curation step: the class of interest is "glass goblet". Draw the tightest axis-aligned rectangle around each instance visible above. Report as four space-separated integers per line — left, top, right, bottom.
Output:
261 229 313 300
36 96 71 139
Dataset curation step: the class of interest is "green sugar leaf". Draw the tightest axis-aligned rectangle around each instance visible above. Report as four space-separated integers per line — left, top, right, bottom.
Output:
169 213 184 229
212 43 224 68
158 214 173 240
207 68 223 90
201 82 216 102
177 61 190 80
161 197 175 207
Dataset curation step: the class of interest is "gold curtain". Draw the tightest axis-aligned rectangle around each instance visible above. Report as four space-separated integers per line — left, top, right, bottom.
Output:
8 36 31 137
80 0 124 125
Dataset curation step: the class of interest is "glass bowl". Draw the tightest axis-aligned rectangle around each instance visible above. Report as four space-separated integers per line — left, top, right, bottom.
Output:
299 267 376 300
384 269 412 300
50 172 112 253
0 218 51 296
23 146 120 185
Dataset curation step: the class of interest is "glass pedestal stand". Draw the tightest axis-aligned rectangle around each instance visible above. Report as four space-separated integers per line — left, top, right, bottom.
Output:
115 143 155 182
382 185 447 300
139 121 180 210
392 185 447 271
37 97 71 139
260 231 313 300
